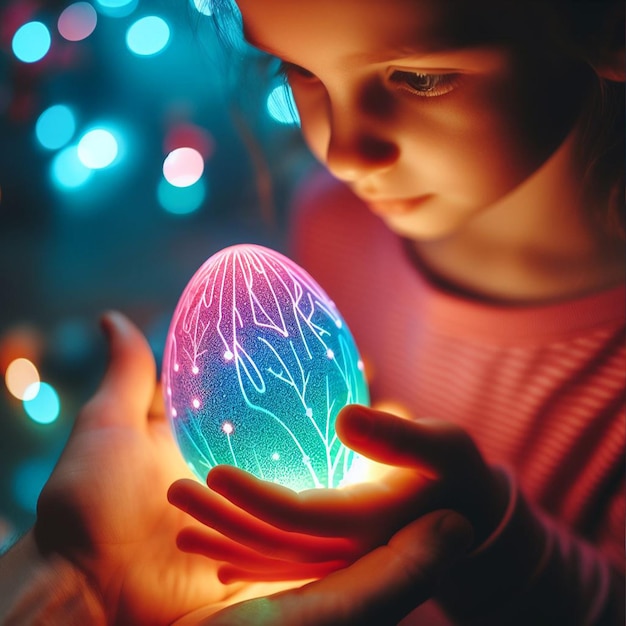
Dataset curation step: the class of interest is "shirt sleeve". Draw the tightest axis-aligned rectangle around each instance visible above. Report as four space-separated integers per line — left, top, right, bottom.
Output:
436 467 625 625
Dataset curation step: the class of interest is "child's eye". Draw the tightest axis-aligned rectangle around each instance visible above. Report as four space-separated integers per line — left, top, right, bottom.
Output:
277 61 316 81
389 71 460 97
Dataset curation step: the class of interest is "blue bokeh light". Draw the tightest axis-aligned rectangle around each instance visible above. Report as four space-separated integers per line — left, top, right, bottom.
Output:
12 22 52 64
77 128 119 169
94 0 138 18
12 458 57 512
126 16 171 57
23 382 61 425
157 177 206 215
266 85 300 126
51 146 94 189
35 105 76 150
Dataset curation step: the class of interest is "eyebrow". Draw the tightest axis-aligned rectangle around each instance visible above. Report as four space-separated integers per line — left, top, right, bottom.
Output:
243 32 502 70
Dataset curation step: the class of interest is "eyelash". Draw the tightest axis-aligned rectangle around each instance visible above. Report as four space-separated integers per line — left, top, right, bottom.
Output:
389 71 461 97
277 61 460 98
277 61 314 81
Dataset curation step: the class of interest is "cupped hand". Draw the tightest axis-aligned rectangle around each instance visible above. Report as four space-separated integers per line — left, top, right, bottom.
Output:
175 509 473 626
169 404 507 583
33 312 281 625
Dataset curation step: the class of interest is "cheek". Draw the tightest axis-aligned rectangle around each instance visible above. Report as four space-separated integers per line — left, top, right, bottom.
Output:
400 72 575 201
292 90 331 163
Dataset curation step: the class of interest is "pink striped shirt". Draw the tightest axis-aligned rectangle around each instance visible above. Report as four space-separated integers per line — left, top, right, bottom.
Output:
290 171 625 625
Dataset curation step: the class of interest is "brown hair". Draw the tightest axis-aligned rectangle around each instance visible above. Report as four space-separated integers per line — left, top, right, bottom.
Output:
539 0 624 236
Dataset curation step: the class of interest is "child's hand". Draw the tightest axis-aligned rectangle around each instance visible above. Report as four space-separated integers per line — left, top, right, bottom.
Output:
168 405 507 583
183 510 473 626
24 312 290 624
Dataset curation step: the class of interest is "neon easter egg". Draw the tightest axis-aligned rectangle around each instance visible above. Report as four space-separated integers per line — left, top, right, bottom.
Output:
163 244 369 491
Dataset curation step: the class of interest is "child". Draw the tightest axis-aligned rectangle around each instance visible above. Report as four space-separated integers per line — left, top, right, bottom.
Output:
169 0 625 623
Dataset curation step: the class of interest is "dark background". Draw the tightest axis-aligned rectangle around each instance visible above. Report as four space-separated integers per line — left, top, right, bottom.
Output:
0 0 313 546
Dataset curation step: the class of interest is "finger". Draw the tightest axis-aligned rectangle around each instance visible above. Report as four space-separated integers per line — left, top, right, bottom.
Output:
168 478 358 563
205 510 473 626
207 464 433 539
207 465 388 536
177 525 350 576
337 405 468 477
148 382 167 423
218 560 343 584
79 311 156 430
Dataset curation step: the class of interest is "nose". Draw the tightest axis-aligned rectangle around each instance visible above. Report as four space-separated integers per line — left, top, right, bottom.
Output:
323 87 399 183
325 130 399 183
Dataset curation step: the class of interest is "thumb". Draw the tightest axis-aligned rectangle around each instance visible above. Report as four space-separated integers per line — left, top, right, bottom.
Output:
205 510 473 626
78 311 156 430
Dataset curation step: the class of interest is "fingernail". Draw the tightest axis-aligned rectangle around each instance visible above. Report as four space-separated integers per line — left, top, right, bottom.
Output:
436 511 474 554
346 409 373 442
100 311 126 337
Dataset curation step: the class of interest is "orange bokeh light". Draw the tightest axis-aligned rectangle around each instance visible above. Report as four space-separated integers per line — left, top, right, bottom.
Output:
5 358 41 400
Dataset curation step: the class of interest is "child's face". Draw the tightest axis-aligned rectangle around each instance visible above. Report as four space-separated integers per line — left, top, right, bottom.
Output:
237 0 585 240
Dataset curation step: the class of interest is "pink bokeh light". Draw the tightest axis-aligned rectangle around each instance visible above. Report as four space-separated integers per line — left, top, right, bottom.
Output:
164 123 214 159
58 2 97 42
162 147 204 188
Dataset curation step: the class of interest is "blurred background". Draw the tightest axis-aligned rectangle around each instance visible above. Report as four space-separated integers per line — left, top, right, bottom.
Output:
0 0 313 546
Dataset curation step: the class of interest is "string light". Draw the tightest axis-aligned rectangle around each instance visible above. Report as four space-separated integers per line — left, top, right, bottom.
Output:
58 2 98 42
5 358 40 401
164 123 214 160
157 177 206 215
51 146 94 189
35 105 76 151
163 147 204 187
94 0 138 18
125 16 171 57
77 128 119 169
12 22 52 64
23 382 61 425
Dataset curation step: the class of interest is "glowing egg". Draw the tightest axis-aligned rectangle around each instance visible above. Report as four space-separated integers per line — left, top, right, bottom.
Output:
162 244 369 491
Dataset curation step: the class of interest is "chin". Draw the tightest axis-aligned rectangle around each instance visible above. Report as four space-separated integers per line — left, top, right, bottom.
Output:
383 215 463 242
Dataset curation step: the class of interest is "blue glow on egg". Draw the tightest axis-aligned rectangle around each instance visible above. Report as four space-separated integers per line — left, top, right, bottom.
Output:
162 244 369 491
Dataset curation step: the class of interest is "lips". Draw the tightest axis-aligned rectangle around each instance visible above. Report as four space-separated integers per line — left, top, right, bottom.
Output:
365 194 432 217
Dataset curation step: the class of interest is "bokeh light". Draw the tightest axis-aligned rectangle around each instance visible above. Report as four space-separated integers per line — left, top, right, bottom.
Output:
58 2 98 42
0 516 16 553
12 458 56 512
126 16 171 57
23 382 61 425
0 326 44 376
12 22 52 64
77 128 119 169
5 358 40 401
267 85 300 126
157 177 206 215
190 0 212 16
163 147 204 187
164 123 214 160
35 105 76 150
51 145 94 189
94 0 138 18
49 319 95 370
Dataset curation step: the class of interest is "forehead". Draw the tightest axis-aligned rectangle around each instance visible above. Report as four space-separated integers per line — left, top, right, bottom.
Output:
236 0 506 59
